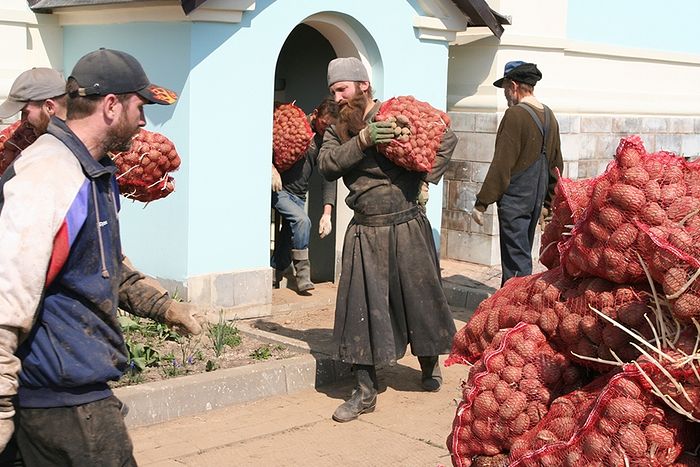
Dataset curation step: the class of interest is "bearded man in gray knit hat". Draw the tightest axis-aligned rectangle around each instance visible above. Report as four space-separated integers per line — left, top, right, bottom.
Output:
318 57 458 423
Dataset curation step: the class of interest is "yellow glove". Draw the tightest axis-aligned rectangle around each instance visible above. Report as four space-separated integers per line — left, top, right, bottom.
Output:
319 213 332 239
471 208 484 226
417 181 430 206
271 165 282 192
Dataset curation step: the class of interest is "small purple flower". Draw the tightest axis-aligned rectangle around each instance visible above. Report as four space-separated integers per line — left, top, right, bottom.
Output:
187 355 194 365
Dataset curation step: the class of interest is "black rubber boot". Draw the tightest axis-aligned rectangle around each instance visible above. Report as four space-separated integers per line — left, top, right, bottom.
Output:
332 365 378 423
418 356 442 392
292 249 314 293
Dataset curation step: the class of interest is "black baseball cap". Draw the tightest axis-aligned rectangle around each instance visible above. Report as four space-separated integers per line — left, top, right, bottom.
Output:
493 61 543 88
69 48 177 105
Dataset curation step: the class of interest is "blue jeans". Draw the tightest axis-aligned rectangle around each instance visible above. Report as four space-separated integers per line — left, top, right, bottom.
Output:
271 190 311 271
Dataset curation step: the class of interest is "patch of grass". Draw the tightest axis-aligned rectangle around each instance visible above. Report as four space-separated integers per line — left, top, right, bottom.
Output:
249 344 285 361
208 311 242 357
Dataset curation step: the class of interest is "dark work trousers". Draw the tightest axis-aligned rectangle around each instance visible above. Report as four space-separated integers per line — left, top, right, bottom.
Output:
15 395 136 467
496 152 548 286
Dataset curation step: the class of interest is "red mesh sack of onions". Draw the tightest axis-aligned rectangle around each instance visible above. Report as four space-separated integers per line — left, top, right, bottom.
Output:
509 366 695 467
374 95 450 172
446 267 655 372
110 129 181 203
540 175 595 269
447 323 584 467
0 121 38 176
272 103 313 172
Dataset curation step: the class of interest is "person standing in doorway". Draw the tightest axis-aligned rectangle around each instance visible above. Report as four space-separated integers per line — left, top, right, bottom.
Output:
271 98 338 293
471 61 563 286
319 57 458 423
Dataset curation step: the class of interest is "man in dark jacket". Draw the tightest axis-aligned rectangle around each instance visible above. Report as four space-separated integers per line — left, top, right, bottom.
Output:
271 98 338 292
471 61 563 286
319 57 457 423
0 48 198 466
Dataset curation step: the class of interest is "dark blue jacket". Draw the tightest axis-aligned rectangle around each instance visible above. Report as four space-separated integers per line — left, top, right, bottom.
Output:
0 117 127 408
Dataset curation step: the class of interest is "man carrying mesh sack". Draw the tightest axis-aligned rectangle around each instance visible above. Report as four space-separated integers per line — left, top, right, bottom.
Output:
271 98 338 293
319 57 458 423
0 49 201 466
470 61 563 286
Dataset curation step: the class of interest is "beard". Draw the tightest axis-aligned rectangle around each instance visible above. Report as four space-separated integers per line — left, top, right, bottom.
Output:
336 89 370 143
103 113 139 154
29 111 51 136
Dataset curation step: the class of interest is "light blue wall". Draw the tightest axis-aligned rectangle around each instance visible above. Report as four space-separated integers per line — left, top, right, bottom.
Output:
567 0 700 55
63 0 451 280
64 23 192 280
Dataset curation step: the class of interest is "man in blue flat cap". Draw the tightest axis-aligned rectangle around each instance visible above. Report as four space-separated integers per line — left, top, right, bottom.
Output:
471 61 563 286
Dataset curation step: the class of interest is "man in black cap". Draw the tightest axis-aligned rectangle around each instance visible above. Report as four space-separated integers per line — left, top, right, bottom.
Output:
319 57 458 423
471 61 563 286
0 48 197 466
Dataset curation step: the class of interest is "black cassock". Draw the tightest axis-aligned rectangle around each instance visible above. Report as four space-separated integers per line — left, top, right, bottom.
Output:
319 101 458 366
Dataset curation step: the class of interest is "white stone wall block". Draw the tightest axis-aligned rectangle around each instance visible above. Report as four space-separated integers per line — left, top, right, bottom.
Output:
461 132 497 163
557 114 580 135
681 135 700 157
475 113 499 133
641 117 668 133
580 116 613 133
655 134 683 154
612 116 642 134
560 133 583 162
668 118 694 134
448 112 476 132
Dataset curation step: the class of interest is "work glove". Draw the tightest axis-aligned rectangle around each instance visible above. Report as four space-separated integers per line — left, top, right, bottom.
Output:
539 206 551 229
471 208 484 226
417 181 430 206
358 121 396 148
0 416 13 453
319 213 332 239
164 301 202 336
271 165 282 192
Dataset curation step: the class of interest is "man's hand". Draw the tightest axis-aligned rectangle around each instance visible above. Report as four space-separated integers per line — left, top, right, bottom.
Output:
0 417 13 453
319 213 332 239
471 208 484 226
539 206 552 229
164 301 202 336
417 181 430 206
271 166 282 192
358 121 396 148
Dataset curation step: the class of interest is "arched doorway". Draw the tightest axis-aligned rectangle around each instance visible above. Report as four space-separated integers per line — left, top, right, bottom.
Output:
272 14 382 286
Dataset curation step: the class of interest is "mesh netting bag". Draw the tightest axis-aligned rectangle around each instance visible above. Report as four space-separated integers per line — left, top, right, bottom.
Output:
447 323 584 466
272 102 313 172
509 366 694 467
447 267 655 372
373 95 450 172
0 121 38 175
540 175 595 269
560 135 700 323
110 129 181 203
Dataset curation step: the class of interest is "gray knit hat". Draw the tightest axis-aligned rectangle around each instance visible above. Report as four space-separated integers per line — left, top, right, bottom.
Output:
327 57 369 87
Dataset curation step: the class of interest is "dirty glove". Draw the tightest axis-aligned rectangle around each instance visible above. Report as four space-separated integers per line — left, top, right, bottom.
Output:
164 301 202 336
271 165 282 192
539 206 552 229
358 121 396 148
471 208 484 226
417 181 430 206
319 213 332 239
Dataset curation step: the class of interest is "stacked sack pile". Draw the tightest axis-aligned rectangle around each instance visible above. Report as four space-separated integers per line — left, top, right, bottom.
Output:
447 136 700 467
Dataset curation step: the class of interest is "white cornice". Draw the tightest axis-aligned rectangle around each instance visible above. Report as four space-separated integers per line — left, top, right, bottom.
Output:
50 0 255 25
0 8 58 25
413 0 469 43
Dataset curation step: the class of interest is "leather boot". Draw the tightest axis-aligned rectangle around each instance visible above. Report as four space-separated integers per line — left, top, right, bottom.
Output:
292 249 314 292
418 356 442 392
332 365 378 423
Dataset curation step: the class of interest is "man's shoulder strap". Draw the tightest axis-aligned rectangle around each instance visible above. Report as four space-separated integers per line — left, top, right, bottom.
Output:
517 103 549 154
